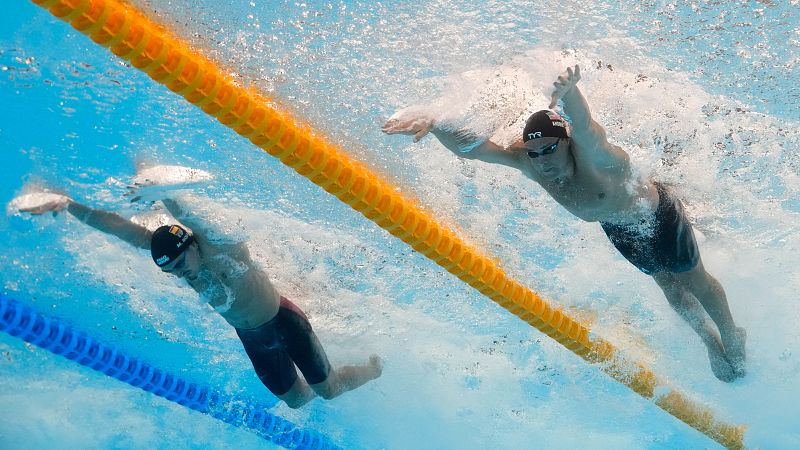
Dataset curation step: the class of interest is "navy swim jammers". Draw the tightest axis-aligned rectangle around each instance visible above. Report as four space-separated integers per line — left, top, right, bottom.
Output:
235 297 331 396
600 182 699 275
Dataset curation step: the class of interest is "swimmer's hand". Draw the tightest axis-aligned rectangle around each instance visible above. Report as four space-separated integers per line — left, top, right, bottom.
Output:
12 192 72 216
549 64 581 109
382 110 435 143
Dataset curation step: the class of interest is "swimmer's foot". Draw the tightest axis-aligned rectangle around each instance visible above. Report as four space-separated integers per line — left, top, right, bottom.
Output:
722 327 747 378
335 355 383 394
367 354 384 380
707 338 738 383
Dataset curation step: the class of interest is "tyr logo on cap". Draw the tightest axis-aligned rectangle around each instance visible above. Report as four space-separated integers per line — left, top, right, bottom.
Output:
523 110 570 142
527 131 542 140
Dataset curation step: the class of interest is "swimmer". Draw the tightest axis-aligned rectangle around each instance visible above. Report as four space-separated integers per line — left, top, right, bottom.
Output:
383 64 746 382
17 193 383 407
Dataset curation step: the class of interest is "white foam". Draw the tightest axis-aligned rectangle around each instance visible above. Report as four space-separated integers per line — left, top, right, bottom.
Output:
128 164 215 203
131 164 214 187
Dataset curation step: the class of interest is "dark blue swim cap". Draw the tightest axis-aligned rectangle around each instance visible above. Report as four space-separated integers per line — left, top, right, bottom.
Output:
522 110 569 142
151 224 194 267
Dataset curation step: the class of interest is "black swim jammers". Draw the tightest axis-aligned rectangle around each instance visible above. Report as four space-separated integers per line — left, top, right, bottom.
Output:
235 297 331 396
600 183 699 275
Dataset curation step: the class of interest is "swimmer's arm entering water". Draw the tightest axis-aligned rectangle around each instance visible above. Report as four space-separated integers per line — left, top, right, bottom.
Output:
66 201 152 249
550 65 628 168
382 114 524 170
17 195 152 249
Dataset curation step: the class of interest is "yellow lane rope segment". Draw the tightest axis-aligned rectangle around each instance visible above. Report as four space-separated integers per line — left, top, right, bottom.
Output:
30 0 745 448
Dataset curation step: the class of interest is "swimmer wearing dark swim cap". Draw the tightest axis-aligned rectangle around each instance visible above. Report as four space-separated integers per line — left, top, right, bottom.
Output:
150 224 194 267
522 110 570 142
17 193 384 403
383 64 748 382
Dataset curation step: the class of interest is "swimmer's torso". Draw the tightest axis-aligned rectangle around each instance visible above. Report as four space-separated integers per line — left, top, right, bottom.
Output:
187 243 280 329
521 141 659 224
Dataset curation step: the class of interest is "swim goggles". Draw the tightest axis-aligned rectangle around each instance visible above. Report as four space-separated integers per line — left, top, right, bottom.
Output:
162 252 187 273
526 140 559 159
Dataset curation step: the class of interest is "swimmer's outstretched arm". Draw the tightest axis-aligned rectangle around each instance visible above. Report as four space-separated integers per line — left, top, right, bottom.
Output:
382 113 523 170
18 196 151 249
549 65 603 141
550 66 589 127
550 65 627 166
69 201 152 249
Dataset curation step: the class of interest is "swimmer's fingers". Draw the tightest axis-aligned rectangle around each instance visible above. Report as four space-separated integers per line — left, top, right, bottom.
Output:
19 200 67 215
382 117 433 142
382 117 419 133
549 65 581 108
557 66 580 86
18 205 47 215
564 65 580 85
381 118 405 134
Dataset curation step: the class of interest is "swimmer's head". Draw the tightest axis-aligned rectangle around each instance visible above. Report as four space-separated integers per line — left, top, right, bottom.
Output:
151 224 194 267
522 110 570 142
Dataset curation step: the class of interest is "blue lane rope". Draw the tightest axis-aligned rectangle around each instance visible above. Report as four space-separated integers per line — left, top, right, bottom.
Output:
0 294 340 450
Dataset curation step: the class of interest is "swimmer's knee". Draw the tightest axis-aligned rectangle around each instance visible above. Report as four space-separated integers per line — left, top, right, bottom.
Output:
672 263 721 292
652 271 678 290
653 272 690 302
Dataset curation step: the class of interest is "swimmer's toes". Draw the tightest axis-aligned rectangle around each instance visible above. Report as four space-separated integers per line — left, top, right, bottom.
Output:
369 355 384 377
735 327 747 358
708 348 737 383
725 327 748 375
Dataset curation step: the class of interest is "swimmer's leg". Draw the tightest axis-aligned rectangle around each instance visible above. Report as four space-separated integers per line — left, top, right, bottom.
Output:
277 377 317 409
309 355 383 401
236 327 317 409
652 270 738 382
673 259 746 376
280 301 383 401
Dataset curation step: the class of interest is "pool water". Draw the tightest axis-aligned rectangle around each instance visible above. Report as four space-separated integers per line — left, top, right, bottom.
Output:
1 1 799 448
